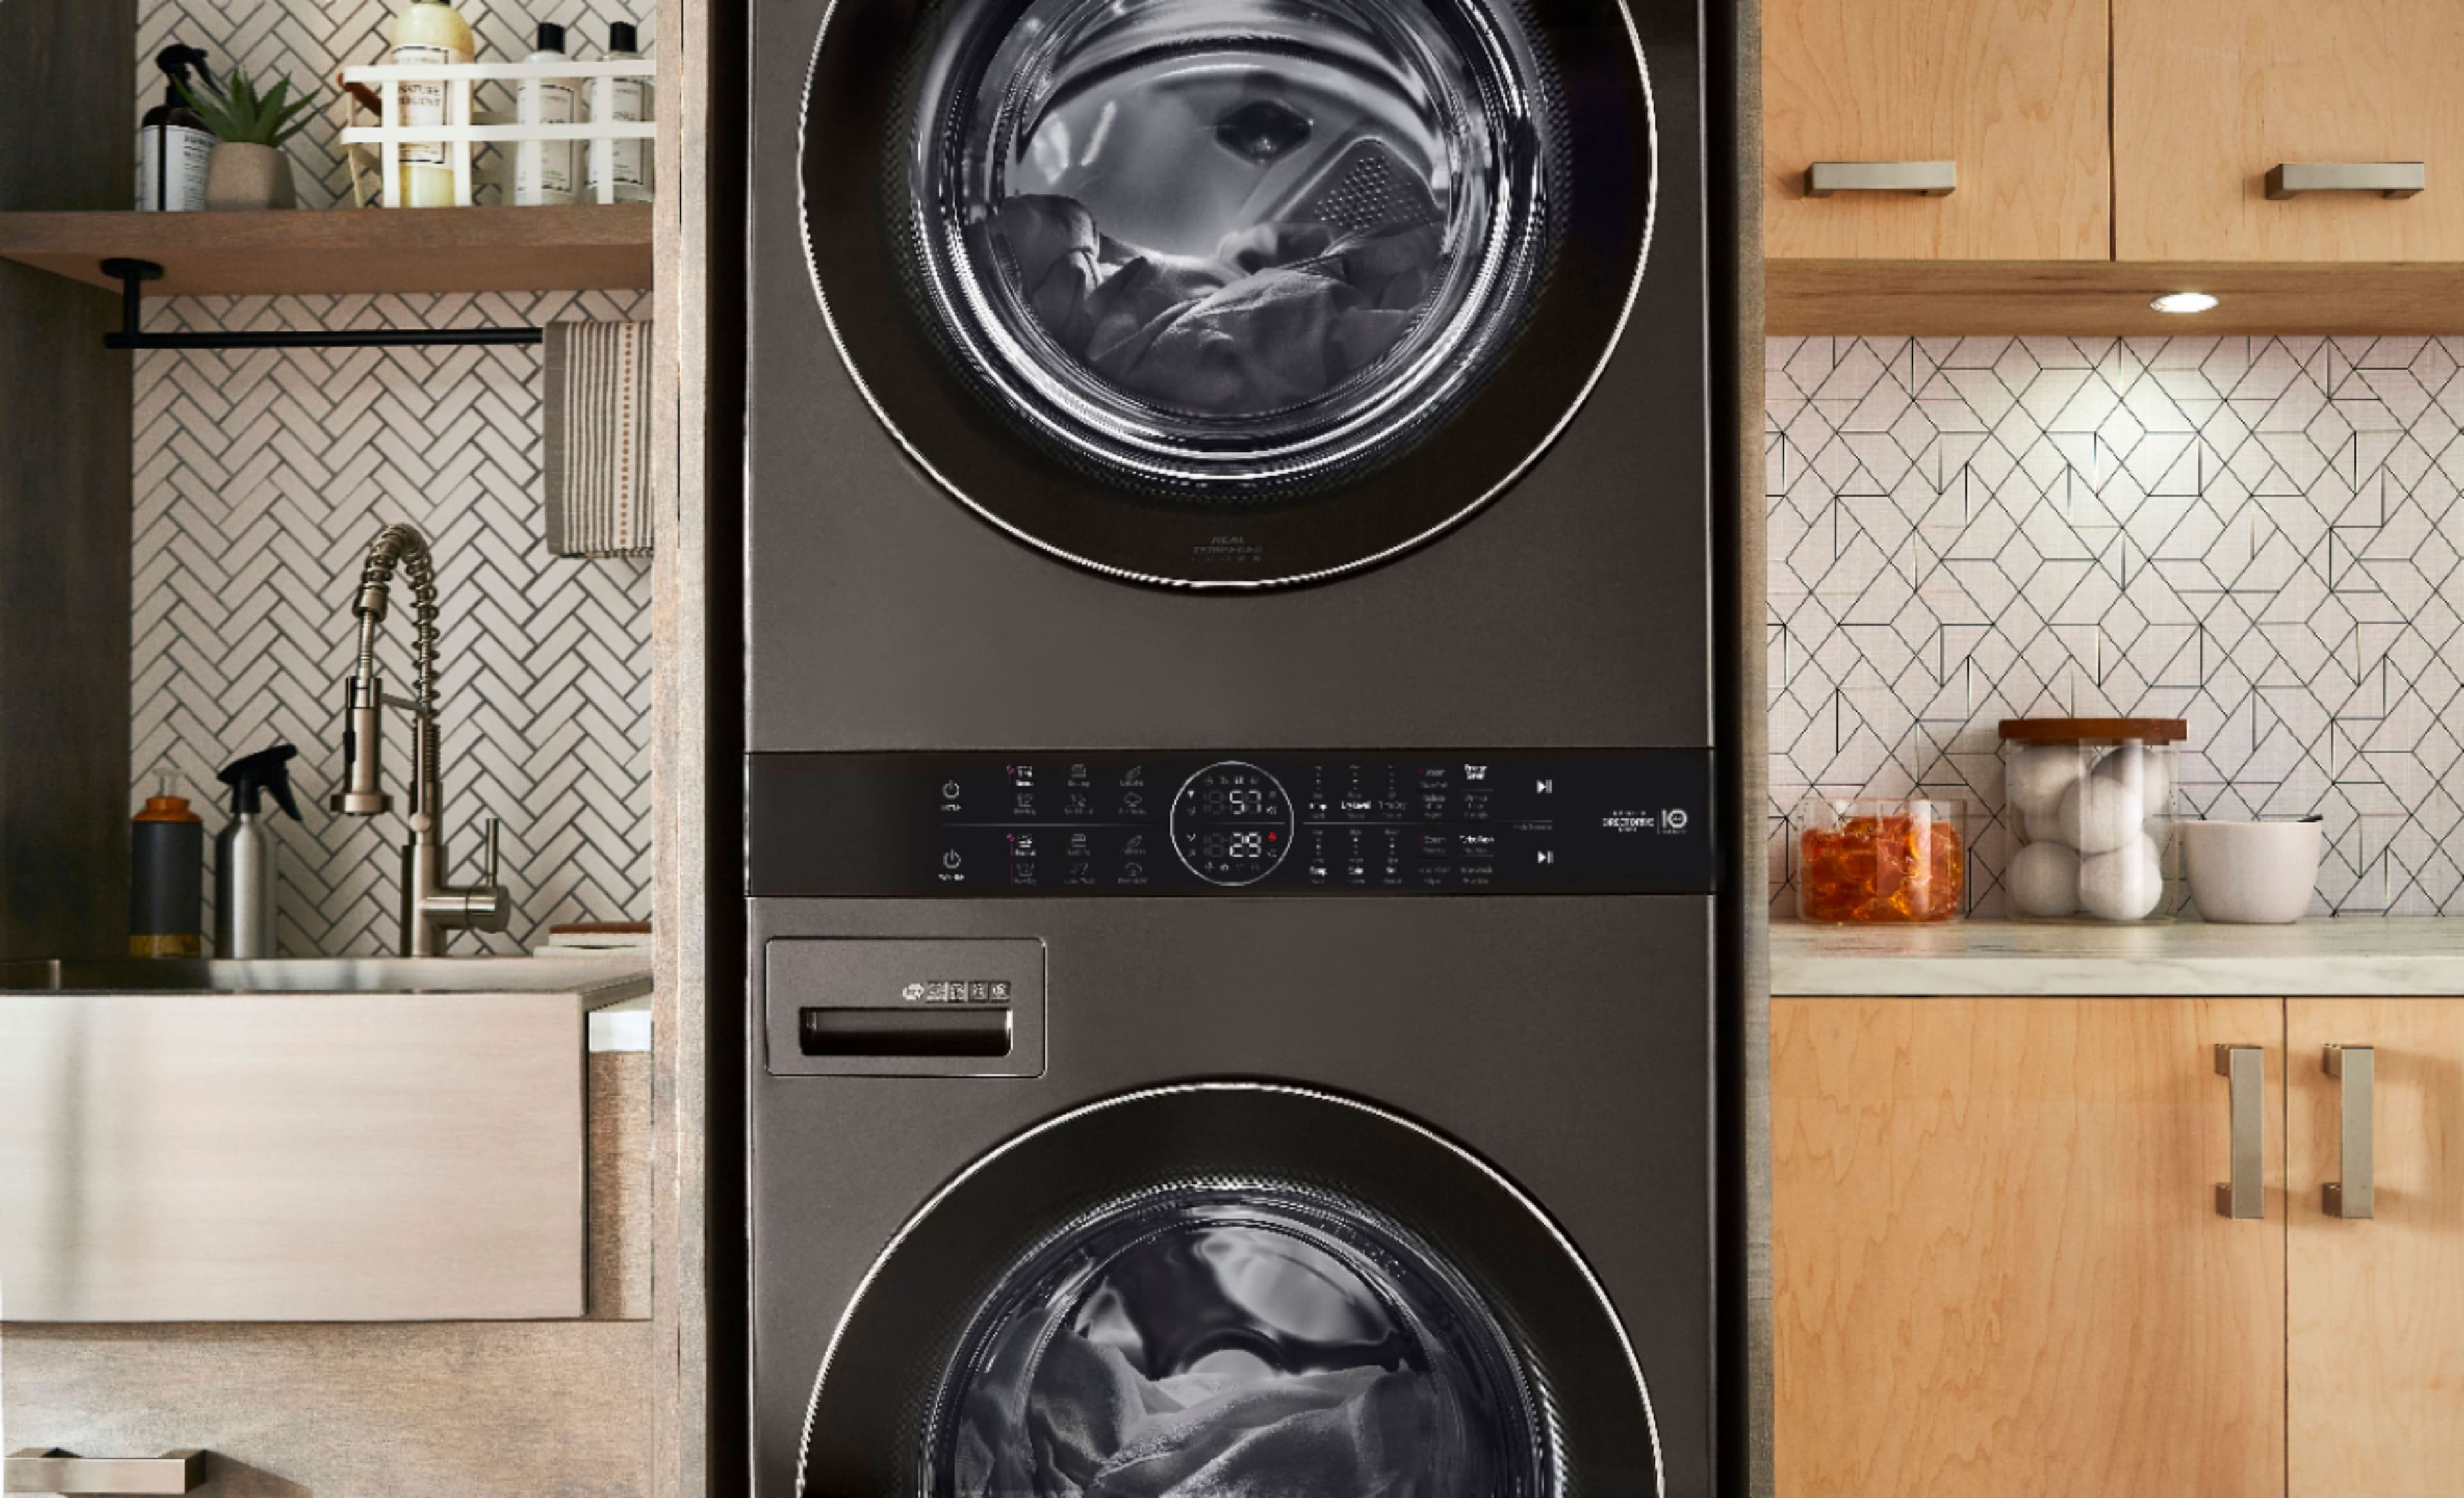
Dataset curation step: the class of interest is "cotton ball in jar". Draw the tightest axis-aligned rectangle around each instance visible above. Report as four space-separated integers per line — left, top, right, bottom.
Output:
2005 745 2087 823
2007 839 2083 917
2056 777 2146 854
2092 744 2173 818
2079 837 2164 922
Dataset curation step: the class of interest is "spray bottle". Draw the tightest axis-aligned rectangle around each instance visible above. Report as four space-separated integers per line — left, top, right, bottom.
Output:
214 744 302 959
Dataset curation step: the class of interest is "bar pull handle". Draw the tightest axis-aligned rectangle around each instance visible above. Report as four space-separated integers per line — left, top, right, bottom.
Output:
2323 1045 2375 1219
5 1448 207 1495
2214 1044 2264 1219
2266 162 2425 200
1804 161 1956 198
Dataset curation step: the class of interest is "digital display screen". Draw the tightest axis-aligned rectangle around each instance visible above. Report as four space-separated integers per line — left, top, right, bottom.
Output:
745 750 1716 897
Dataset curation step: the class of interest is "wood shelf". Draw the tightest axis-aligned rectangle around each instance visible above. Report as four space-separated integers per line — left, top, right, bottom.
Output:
0 205 653 297
1770 258 2464 337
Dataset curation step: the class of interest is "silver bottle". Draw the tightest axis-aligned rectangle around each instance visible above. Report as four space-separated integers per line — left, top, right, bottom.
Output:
214 744 302 958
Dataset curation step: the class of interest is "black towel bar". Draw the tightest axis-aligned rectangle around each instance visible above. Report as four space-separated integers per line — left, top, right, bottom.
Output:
99 259 544 350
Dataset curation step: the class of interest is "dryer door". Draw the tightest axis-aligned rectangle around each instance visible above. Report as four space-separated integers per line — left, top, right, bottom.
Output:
800 0 1654 587
797 1085 1662 1495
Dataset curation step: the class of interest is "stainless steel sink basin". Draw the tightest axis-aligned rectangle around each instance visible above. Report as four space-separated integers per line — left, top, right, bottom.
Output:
0 955 651 999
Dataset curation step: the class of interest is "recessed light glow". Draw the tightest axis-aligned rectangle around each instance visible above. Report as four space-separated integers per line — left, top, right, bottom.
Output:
2150 291 2220 314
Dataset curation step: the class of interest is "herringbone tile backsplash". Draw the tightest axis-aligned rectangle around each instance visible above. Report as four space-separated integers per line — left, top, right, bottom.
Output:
138 0 658 210
133 291 653 956
1771 336 2464 920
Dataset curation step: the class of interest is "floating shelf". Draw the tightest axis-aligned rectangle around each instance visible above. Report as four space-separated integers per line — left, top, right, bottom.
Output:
0 204 653 297
1769 258 2464 337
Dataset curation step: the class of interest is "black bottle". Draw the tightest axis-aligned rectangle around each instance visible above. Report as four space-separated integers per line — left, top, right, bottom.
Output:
139 45 216 212
130 771 205 958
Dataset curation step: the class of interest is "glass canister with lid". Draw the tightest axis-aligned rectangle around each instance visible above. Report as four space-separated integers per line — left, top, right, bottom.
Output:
1998 718 2186 922
1792 795 1970 924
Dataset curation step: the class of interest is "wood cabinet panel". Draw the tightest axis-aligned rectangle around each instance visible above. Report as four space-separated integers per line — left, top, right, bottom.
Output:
1772 997 2284 1498
1763 0 2109 260
2287 999 2464 1498
2116 0 2464 260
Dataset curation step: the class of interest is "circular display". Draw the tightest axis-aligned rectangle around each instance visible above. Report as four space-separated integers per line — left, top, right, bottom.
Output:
1170 761 1296 884
801 0 1655 586
795 1084 1665 1496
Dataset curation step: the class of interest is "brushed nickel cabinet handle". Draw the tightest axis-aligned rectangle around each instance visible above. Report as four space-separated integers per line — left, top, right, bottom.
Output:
1804 161 1956 198
5 1449 206 1495
2266 162 2425 200
2323 1045 2375 1219
2214 1044 2264 1219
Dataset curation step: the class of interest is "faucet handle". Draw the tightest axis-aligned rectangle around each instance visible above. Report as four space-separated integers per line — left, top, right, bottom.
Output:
483 816 501 889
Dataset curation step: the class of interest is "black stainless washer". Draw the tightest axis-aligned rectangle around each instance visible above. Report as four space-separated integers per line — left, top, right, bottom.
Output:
801 0 1653 585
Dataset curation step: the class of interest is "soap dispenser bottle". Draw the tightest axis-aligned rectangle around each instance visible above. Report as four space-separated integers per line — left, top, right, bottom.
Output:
138 45 216 212
214 744 302 959
130 769 205 958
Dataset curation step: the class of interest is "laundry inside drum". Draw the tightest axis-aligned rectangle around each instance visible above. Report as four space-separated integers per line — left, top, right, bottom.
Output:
963 0 1519 431
933 1184 1544 1495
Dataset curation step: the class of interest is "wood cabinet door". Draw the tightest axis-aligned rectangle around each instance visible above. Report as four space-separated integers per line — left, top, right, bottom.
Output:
2286 998 2464 1498
2116 0 2464 259
1763 0 2110 259
1772 997 2286 1498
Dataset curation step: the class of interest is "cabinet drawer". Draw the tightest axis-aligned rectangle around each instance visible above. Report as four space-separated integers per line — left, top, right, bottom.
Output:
1764 0 2109 260
2117 0 2464 259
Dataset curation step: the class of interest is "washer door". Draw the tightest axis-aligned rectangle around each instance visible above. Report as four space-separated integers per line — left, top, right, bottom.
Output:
797 1085 1661 1495
801 0 1654 587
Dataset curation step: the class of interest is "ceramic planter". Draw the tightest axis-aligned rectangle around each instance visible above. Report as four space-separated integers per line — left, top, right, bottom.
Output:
204 142 296 211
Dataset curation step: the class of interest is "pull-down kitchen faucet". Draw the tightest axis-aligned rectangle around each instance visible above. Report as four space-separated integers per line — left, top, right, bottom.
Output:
329 522 512 955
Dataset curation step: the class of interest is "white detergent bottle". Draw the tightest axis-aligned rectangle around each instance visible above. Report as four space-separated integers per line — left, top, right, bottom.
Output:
516 22 578 206
589 22 654 203
389 0 475 207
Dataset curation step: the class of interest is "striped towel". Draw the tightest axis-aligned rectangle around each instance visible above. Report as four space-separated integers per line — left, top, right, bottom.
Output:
543 320 653 557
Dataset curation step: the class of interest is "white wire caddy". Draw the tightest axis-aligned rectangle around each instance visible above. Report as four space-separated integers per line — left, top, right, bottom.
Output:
339 59 654 208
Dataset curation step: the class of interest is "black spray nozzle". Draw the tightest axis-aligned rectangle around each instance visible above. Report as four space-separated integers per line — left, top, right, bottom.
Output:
157 44 214 107
219 743 302 821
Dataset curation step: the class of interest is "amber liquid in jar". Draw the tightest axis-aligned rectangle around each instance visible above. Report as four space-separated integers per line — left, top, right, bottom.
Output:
1799 814 1965 923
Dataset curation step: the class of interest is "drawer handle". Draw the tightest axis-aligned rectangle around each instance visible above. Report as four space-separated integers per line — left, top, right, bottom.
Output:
2214 1044 2264 1219
1804 161 1956 198
2266 162 2425 200
2323 1045 2375 1219
4 1449 207 1495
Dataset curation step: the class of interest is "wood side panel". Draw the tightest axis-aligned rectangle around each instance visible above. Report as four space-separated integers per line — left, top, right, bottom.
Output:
2286 998 2464 1498
2115 0 2464 260
0 0 134 962
1763 0 2109 260
1771 997 2285 1498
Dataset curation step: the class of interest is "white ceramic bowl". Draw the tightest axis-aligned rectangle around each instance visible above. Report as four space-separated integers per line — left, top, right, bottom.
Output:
2182 819 2323 924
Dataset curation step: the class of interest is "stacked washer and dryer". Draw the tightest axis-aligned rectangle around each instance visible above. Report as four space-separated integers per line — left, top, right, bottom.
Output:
746 0 1737 1488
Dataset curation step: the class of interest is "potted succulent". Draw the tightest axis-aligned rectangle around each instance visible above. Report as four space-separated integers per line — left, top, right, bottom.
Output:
179 67 314 210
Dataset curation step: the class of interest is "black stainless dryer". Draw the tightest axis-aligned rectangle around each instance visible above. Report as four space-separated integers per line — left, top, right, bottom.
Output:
746 0 1734 1486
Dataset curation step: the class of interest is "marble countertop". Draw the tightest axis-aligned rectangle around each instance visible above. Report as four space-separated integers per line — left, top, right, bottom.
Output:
1772 918 2464 996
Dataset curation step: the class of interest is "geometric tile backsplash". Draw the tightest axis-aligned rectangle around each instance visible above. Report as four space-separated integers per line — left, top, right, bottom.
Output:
132 291 654 956
1770 336 2464 919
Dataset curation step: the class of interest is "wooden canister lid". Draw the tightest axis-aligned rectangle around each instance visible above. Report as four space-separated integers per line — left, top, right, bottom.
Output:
1998 717 2187 743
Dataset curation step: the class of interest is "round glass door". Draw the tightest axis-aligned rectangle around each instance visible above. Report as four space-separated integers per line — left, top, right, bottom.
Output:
802 0 1654 587
797 1085 1662 1495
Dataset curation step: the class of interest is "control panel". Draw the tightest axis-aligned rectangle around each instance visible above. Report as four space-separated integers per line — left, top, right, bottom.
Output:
748 750 1715 897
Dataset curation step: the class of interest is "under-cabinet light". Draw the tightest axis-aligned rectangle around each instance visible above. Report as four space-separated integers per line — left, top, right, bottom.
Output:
2150 291 2220 314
